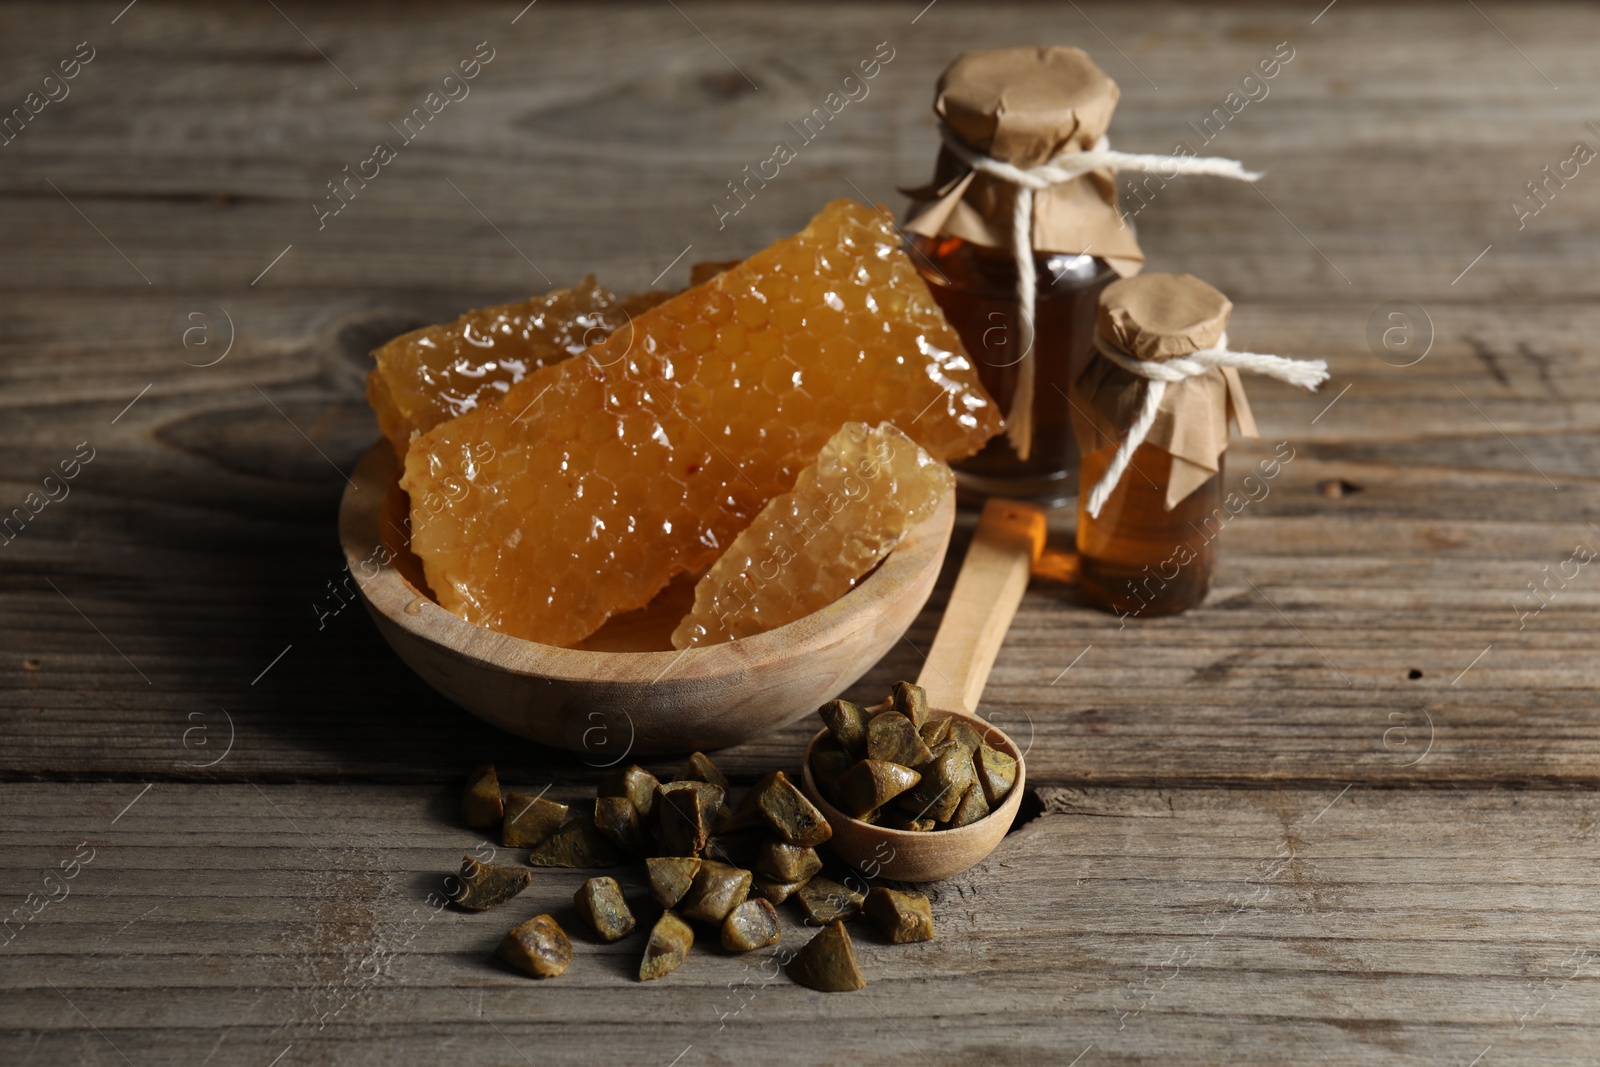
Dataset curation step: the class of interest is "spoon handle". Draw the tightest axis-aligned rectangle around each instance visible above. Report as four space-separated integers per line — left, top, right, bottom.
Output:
915 497 1048 716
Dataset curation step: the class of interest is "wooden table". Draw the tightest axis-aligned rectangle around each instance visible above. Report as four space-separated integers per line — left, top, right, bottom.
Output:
4 2 1597 1063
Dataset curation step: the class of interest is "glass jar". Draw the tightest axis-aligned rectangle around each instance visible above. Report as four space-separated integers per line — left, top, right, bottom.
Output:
1071 271 1248 619
908 234 1115 506
1076 441 1221 617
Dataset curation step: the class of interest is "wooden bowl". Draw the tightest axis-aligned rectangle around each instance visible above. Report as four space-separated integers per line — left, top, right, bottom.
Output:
337 441 956 757
800 709 1027 883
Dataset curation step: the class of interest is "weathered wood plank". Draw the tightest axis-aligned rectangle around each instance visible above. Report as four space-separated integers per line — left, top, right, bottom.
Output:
6 3 1600 1061
6 412 1599 785
4 782 1599 1065
5 12 1597 799
1 1 1595 302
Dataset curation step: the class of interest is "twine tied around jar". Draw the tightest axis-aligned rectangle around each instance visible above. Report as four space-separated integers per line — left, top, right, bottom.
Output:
1084 332 1328 519
938 131 1264 461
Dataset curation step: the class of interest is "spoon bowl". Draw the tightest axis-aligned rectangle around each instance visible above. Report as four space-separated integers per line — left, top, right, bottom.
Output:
802 497 1048 882
801 707 1027 883
338 441 956 757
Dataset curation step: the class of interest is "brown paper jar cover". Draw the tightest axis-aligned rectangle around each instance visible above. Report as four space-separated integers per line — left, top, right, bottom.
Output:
903 46 1145 277
1072 274 1259 509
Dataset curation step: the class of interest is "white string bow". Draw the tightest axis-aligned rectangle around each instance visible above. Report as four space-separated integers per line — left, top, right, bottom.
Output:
1084 332 1329 519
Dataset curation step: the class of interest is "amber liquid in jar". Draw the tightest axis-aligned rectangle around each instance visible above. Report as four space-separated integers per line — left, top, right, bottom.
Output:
1077 441 1222 617
908 234 1115 506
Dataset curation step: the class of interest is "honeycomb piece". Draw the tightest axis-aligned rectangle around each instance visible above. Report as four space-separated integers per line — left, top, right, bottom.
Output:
403 199 1002 647
671 422 952 648
690 259 741 285
367 276 673 458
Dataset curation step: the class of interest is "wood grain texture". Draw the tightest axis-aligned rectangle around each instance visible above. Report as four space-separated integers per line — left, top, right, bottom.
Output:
2 0 1599 1061
4 782 1599 1066
0 0 1596 785
3 0 1596 788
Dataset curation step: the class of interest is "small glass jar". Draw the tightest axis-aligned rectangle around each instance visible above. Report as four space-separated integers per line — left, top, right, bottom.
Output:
1073 272 1247 618
1076 441 1221 616
908 234 1115 506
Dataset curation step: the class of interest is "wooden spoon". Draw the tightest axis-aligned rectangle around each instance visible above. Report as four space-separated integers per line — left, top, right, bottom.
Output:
802 497 1047 883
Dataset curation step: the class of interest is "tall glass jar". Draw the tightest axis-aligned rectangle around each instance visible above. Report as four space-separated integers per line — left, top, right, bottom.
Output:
902 45 1145 507
908 234 1115 506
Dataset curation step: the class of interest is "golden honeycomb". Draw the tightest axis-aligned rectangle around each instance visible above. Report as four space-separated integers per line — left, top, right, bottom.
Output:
671 422 952 648
402 199 1002 647
367 276 671 458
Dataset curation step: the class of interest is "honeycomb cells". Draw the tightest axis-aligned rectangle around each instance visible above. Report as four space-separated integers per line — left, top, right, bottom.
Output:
367 276 671 459
670 422 953 649
403 199 1002 648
